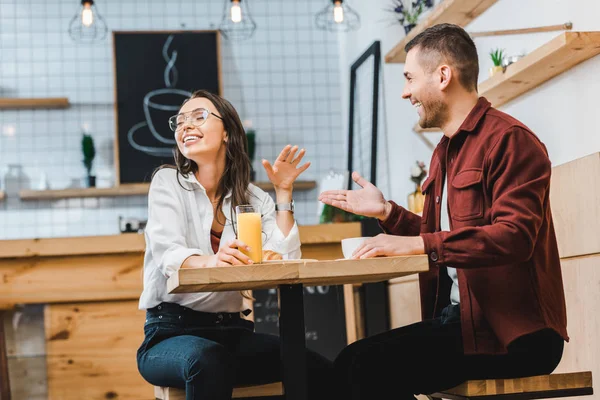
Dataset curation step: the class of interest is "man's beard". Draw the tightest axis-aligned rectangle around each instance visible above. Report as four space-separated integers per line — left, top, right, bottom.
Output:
419 97 448 129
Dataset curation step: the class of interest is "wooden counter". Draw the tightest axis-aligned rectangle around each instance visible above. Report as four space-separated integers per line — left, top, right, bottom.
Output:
0 223 361 307
0 222 362 400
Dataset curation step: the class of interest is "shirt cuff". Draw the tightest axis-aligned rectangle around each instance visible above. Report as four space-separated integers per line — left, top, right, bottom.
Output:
264 221 301 259
421 232 445 267
161 247 204 278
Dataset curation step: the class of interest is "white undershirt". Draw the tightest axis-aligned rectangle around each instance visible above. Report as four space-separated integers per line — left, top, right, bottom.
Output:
441 175 460 305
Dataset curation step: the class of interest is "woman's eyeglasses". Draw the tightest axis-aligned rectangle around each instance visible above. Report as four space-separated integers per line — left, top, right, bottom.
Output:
168 108 223 132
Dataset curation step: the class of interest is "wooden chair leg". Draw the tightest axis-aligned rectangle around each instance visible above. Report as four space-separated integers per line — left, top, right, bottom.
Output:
0 310 11 400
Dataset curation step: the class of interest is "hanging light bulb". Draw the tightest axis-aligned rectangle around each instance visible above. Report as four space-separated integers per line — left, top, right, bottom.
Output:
316 0 360 32
219 0 257 40
68 0 108 43
333 1 344 23
230 0 242 23
81 2 94 27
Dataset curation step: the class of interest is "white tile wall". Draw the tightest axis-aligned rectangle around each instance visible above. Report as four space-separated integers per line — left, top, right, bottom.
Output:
0 0 345 239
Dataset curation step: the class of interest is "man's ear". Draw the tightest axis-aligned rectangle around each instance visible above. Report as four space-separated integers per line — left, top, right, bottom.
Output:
439 65 452 91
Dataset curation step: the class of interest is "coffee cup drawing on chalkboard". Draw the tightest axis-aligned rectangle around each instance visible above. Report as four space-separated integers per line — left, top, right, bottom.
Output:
127 35 192 157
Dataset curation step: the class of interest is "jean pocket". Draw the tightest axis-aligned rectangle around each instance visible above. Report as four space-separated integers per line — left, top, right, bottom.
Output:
138 325 165 356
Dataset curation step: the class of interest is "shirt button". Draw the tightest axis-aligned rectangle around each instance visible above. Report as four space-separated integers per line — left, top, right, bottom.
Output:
436 196 440 204
430 252 439 262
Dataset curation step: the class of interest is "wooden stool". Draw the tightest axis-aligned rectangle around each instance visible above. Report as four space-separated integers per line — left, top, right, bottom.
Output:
155 381 283 399
427 371 593 400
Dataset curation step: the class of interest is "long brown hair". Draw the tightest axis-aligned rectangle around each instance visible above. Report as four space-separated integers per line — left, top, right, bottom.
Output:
157 89 252 229
157 90 255 302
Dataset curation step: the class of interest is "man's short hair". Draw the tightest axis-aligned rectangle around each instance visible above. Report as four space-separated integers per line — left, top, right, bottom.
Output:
405 23 479 92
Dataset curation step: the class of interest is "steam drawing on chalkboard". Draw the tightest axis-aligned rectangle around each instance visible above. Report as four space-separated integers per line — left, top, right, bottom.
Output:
126 35 192 157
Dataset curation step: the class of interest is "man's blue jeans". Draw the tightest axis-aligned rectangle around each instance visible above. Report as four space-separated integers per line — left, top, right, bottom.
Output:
137 302 334 400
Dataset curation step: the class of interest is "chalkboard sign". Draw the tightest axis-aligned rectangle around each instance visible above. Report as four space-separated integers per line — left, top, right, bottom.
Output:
113 31 221 184
253 285 348 361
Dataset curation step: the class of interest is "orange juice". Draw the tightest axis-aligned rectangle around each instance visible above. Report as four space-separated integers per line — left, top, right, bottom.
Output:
237 212 262 263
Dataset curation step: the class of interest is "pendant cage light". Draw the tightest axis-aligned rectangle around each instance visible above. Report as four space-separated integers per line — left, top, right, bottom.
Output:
219 0 257 41
68 0 108 42
315 0 360 32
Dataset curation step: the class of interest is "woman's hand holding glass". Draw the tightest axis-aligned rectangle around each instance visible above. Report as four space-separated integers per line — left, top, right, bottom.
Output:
211 239 254 267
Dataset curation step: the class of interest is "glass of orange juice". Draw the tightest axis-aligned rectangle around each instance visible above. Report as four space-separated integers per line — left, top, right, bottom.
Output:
235 205 262 263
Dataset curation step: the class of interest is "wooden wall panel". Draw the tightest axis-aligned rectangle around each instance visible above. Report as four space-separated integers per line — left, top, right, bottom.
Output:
0 253 143 305
550 152 600 259
45 301 151 400
553 255 600 400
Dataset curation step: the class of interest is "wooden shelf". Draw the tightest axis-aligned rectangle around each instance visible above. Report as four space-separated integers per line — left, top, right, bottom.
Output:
480 31 600 108
19 181 317 201
385 0 499 63
414 31 600 135
0 97 70 109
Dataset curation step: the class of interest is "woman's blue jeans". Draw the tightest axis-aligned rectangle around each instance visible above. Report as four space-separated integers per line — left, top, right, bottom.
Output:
137 302 334 400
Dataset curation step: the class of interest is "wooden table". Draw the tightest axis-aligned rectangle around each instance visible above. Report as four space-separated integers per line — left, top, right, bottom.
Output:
168 256 429 400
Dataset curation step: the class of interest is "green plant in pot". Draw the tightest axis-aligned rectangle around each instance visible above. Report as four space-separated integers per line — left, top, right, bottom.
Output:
82 133 96 187
246 128 256 181
489 48 505 77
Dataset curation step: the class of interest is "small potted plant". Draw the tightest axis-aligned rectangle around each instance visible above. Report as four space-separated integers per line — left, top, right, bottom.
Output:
81 133 96 187
489 48 505 77
387 0 433 34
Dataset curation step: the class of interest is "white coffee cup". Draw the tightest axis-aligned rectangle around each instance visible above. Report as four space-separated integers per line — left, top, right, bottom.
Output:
341 237 369 259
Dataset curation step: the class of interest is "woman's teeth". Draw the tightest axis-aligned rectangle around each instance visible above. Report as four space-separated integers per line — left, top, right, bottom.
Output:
184 136 200 142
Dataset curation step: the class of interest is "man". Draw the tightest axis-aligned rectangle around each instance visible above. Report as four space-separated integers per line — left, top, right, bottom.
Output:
319 23 568 400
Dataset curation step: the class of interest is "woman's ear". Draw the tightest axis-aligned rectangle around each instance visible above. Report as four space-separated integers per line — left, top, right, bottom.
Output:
223 132 228 143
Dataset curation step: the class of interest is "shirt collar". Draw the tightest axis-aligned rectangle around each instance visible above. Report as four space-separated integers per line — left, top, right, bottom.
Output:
179 171 232 199
456 96 491 133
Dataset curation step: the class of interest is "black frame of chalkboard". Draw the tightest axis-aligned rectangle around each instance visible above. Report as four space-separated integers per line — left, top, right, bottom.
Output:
347 41 391 338
111 30 222 186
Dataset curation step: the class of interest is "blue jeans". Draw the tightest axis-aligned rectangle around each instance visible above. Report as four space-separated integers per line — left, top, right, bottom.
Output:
137 302 334 400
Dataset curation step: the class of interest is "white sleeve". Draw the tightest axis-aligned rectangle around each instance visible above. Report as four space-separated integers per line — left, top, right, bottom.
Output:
260 193 302 259
145 171 204 278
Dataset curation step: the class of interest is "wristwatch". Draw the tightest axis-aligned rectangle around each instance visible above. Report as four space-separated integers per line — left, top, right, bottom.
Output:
275 200 295 212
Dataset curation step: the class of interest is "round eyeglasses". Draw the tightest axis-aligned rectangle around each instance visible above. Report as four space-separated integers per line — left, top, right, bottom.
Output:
168 108 223 132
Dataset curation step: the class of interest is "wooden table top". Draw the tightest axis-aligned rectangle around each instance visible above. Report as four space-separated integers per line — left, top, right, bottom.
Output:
167 256 429 293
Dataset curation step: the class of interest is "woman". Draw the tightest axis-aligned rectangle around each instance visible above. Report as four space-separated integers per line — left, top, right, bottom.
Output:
136 90 333 400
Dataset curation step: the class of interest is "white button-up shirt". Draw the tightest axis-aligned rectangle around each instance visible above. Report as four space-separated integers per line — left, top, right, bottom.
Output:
139 167 301 312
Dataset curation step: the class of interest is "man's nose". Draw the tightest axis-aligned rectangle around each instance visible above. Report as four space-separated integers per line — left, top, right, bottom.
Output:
401 86 411 100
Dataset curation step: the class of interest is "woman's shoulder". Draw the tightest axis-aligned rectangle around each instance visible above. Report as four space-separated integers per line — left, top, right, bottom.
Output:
247 183 270 204
150 167 189 190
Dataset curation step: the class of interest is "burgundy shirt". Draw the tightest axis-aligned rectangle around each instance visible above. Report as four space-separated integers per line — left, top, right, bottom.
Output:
381 97 568 355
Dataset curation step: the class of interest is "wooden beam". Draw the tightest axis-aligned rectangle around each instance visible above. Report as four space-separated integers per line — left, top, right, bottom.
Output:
0 98 70 109
385 0 499 63
469 22 573 38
